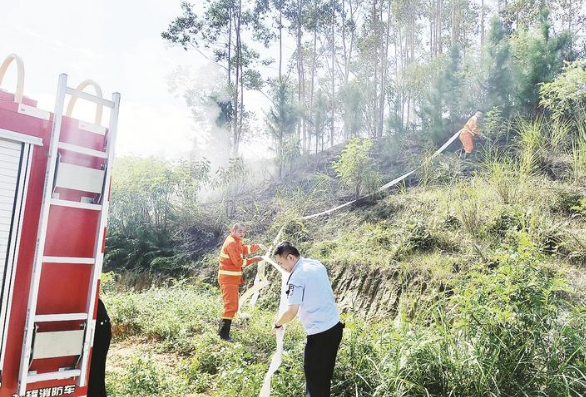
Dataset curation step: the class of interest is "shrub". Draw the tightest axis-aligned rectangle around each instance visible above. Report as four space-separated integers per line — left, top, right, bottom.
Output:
486 206 524 238
540 60 586 125
333 138 382 199
571 198 586 218
552 190 585 216
483 106 511 142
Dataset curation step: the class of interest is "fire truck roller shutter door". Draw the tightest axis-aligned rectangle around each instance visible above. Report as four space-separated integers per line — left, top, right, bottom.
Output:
0 138 22 288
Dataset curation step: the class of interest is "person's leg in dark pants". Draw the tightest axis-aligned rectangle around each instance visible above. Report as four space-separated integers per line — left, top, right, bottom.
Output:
304 323 344 397
88 299 112 397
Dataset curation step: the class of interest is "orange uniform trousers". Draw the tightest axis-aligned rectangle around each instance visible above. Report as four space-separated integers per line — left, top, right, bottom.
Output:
220 283 240 320
459 130 475 154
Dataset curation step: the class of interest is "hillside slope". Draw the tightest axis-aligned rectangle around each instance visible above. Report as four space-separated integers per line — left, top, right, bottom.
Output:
188 135 586 317
103 130 586 396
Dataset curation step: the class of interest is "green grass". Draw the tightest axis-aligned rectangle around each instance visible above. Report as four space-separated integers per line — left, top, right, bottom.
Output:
104 234 586 396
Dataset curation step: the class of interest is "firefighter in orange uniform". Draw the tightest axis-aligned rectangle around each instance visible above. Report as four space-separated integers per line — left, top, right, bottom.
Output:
218 223 266 341
458 110 483 159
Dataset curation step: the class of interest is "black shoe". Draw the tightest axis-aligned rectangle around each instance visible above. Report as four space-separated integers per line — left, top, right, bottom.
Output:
218 319 233 342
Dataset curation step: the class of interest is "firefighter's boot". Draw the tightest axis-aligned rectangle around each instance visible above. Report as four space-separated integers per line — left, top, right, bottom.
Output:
219 319 233 342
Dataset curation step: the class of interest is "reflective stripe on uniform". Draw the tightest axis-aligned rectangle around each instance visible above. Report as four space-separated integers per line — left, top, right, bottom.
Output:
220 252 230 259
219 269 243 276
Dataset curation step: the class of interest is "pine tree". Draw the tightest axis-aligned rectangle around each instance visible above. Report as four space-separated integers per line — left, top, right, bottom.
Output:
512 8 574 115
485 17 513 117
266 80 300 177
420 45 463 144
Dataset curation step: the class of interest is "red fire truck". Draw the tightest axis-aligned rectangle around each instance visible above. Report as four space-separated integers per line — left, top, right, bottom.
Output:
0 54 120 397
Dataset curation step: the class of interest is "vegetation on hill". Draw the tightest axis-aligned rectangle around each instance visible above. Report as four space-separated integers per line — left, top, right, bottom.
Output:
102 2 586 395
103 113 586 396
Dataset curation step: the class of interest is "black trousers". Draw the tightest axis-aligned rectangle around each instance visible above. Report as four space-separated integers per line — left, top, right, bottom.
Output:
88 300 112 397
304 322 344 397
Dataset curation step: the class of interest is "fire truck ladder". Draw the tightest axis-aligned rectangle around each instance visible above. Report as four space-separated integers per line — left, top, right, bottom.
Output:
17 74 120 396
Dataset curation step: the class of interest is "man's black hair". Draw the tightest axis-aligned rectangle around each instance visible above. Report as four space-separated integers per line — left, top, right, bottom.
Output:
274 241 300 257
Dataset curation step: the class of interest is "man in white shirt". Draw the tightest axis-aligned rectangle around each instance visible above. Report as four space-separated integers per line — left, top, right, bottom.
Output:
272 242 344 397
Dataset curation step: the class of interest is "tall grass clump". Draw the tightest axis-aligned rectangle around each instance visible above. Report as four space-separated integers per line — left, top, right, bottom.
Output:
572 121 586 183
482 147 520 204
550 119 572 149
517 117 547 178
455 180 482 237
416 147 454 188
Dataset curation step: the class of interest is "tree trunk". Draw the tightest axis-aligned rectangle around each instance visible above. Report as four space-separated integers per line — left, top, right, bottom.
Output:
297 0 304 153
342 0 348 83
315 123 319 153
297 0 308 154
430 19 434 56
378 0 391 137
435 0 439 56
347 0 355 84
276 2 284 176
406 96 410 131
397 27 404 131
238 62 244 154
233 0 242 157
437 0 442 54
310 0 318 152
450 0 455 47
568 0 572 31
410 18 414 63
393 31 400 132
228 8 232 85
279 6 283 80
481 0 485 46
331 0 336 147
372 0 379 138
403 27 409 128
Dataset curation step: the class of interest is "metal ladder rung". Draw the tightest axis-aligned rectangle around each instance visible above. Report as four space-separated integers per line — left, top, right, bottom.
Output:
58 142 108 158
65 87 114 108
42 256 95 265
27 369 81 384
79 120 107 136
54 162 105 194
51 198 102 211
35 313 88 322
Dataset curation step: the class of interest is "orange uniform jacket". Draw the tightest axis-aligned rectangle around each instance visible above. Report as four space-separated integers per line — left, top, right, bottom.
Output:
218 234 262 285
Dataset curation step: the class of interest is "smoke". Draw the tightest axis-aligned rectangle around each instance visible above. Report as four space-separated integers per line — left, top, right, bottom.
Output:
166 62 278 204
167 63 232 170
